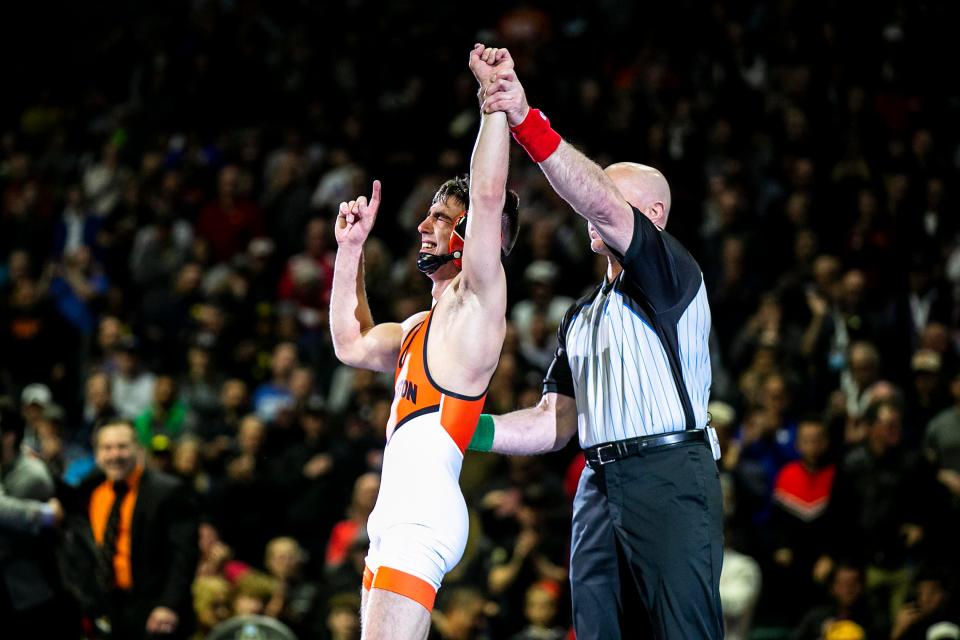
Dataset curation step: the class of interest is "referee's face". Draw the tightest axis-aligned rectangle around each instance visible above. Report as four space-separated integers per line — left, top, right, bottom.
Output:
587 222 613 256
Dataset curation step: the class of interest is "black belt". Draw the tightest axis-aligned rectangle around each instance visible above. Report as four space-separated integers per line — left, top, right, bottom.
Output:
584 429 707 468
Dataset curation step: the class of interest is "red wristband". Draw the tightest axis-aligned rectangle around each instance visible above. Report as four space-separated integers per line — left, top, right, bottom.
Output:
510 108 562 163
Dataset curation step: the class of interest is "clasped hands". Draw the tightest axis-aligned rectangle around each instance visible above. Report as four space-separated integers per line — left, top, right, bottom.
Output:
469 43 530 127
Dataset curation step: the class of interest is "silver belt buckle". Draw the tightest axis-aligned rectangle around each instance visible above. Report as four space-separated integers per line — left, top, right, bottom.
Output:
595 443 617 465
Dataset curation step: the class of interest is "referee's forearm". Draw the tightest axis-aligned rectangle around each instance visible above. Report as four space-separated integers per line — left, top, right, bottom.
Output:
489 403 558 455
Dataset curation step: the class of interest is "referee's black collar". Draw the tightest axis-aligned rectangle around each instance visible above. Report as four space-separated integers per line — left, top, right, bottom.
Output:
601 271 622 295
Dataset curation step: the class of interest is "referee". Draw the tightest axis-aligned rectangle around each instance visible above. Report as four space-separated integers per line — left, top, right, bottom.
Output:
469 48 724 639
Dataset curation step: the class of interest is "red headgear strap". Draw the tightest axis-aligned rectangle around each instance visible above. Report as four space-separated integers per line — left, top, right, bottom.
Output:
448 212 468 270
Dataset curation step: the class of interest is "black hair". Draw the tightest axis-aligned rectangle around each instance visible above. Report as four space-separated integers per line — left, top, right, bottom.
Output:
91 419 137 448
433 175 521 255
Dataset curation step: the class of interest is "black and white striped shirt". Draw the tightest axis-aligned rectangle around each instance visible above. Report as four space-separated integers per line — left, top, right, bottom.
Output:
544 206 712 448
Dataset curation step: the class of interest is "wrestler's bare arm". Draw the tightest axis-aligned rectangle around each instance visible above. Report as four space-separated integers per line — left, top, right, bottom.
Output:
487 392 578 455
329 181 404 373
482 58 634 255
460 44 511 315
429 46 513 388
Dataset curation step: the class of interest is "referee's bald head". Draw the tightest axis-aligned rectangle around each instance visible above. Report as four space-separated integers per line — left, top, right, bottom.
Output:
604 163 672 229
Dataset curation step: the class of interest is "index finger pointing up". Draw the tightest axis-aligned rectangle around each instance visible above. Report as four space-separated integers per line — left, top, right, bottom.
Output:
370 179 382 208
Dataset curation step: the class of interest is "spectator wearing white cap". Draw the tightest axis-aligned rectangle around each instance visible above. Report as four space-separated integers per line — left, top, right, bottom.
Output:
19 383 52 455
906 349 950 447
509 260 572 361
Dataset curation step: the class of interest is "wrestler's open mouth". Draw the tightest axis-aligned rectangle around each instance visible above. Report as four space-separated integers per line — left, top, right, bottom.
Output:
421 241 436 250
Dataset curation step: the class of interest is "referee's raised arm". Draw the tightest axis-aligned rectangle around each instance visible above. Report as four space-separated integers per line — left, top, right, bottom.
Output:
480 51 636 253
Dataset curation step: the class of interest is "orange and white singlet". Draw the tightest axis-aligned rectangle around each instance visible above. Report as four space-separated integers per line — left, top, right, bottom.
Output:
363 308 487 611
385 308 487 450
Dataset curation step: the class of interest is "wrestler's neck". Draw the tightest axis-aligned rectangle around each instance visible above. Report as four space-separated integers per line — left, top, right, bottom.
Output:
429 270 459 302
606 258 623 284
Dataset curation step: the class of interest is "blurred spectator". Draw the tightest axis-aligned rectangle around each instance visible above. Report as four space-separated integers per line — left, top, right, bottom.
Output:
172 436 209 496
253 342 298 423
62 420 198 639
129 212 192 293
110 336 156 420
925 372 960 510
197 166 265 264
232 571 279 617
80 371 117 445
0 399 72 637
192 575 233 637
2 277 68 387
510 260 572 346
178 342 224 428
216 415 277 564
510 579 566 640
791 562 884 640
482 458 567 632
720 535 762 640
277 217 335 318
826 400 939 619
430 587 490 640
19 382 52 454
895 256 953 355
905 349 950 446
199 378 249 458
262 536 322 637
890 569 959 640
840 341 883 420
325 472 379 570
51 184 103 259
196 521 250 584
325 530 369 598
324 591 361 640
134 374 188 454
277 397 345 561
82 141 128 217
770 417 836 617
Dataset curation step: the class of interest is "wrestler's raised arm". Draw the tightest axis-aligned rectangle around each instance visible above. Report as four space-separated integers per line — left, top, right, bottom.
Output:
329 180 410 372
459 44 512 310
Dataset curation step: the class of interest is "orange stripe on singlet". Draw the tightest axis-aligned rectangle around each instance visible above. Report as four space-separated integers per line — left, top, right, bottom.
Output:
363 565 374 591
386 309 486 452
371 566 437 612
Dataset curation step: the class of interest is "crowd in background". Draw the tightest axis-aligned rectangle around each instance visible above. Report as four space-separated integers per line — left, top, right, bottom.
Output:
2 0 960 638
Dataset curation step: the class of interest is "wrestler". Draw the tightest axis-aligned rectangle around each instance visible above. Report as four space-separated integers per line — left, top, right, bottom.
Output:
329 44 518 640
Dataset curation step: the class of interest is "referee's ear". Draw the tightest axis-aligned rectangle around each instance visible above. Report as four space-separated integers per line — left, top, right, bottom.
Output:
647 201 667 230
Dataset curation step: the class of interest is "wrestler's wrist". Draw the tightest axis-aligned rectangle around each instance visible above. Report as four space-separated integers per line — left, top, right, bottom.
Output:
467 414 495 452
510 107 561 163
336 242 364 257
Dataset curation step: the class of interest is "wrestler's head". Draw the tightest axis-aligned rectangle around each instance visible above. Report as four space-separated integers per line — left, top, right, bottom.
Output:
417 175 520 277
587 163 671 257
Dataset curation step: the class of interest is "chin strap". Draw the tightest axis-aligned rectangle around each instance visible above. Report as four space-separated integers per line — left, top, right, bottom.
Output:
416 251 462 275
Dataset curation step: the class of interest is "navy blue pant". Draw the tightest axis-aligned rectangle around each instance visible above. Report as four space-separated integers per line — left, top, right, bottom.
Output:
570 441 725 639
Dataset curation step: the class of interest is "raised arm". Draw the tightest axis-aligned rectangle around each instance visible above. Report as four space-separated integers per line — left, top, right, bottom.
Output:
482 57 634 255
461 45 511 301
329 180 402 373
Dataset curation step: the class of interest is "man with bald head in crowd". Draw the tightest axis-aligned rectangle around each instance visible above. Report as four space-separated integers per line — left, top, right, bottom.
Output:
467 49 723 639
